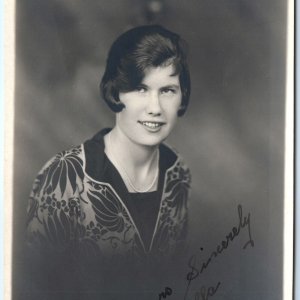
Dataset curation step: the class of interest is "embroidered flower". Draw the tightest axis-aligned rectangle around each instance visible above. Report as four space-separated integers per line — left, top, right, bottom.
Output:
155 222 171 254
42 208 73 251
165 164 191 219
87 186 129 233
39 147 84 197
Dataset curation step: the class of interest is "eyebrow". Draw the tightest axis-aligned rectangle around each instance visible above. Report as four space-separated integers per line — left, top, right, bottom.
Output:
160 84 180 89
138 83 180 89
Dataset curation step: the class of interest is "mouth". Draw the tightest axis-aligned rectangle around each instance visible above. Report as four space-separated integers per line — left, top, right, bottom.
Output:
138 121 166 131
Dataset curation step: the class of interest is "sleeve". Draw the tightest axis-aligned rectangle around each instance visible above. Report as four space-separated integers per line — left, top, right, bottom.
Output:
26 151 82 253
162 155 191 260
25 149 85 297
176 162 191 253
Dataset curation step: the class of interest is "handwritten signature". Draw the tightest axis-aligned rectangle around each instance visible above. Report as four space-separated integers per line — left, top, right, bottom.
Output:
184 204 254 299
194 282 221 300
159 287 172 300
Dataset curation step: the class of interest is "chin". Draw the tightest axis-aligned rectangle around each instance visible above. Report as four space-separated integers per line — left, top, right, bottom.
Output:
136 135 168 147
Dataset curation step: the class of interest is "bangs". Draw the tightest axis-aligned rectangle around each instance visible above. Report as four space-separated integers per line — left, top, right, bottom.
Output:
100 25 190 116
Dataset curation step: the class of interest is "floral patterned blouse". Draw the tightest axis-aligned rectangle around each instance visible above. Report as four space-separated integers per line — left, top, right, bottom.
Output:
26 129 191 268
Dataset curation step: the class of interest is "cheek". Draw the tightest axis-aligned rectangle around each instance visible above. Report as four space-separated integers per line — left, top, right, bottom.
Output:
119 111 133 125
117 105 141 127
119 97 144 115
164 99 182 117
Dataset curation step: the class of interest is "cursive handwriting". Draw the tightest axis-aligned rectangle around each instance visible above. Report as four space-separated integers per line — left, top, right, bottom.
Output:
184 204 254 299
184 255 200 299
159 286 172 300
192 204 254 275
194 282 221 300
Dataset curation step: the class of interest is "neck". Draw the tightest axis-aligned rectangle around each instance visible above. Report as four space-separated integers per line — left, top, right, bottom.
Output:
104 126 160 192
108 126 158 169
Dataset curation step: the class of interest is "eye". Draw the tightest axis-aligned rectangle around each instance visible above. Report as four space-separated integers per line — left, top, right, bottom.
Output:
161 88 176 95
136 86 147 93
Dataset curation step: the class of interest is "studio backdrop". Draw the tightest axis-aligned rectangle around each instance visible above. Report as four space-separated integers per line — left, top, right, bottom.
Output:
13 1 288 299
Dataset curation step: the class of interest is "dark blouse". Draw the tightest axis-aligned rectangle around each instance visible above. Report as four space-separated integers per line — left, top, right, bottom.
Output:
101 155 162 251
126 191 160 251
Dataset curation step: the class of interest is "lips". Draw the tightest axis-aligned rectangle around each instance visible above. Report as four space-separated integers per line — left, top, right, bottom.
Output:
138 121 166 131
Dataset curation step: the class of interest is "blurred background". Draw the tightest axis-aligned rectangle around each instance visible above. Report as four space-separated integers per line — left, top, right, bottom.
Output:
13 0 287 299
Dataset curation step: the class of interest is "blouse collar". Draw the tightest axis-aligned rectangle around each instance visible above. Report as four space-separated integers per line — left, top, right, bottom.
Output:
83 128 178 183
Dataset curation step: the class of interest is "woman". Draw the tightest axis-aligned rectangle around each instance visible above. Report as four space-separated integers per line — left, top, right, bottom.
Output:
26 24 191 298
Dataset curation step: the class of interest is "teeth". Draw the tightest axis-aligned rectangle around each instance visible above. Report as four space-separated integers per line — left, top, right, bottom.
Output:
142 122 161 128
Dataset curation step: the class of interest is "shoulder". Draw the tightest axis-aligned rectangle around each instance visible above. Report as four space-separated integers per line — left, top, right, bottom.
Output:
27 145 84 247
32 144 85 197
161 143 190 171
38 144 84 170
160 143 191 187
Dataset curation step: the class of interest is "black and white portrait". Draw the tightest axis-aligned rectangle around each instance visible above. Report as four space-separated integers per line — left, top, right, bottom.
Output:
11 1 292 300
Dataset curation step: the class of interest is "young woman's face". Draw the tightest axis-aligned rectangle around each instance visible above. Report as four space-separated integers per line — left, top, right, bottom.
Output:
116 64 182 147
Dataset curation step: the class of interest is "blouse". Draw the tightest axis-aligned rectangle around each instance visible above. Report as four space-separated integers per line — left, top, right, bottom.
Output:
26 129 191 293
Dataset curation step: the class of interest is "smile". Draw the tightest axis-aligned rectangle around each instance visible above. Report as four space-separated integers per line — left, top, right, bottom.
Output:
138 121 165 131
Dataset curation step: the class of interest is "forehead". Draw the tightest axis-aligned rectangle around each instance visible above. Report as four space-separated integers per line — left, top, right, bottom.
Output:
142 64 179 85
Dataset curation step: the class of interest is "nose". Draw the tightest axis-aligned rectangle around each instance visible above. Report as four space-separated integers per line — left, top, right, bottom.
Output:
146 92 162 116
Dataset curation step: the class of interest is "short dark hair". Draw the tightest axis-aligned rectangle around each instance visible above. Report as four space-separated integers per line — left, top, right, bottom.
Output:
100 25 191 117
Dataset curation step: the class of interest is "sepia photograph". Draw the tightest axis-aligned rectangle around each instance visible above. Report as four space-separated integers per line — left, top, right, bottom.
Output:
8 0 293 299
